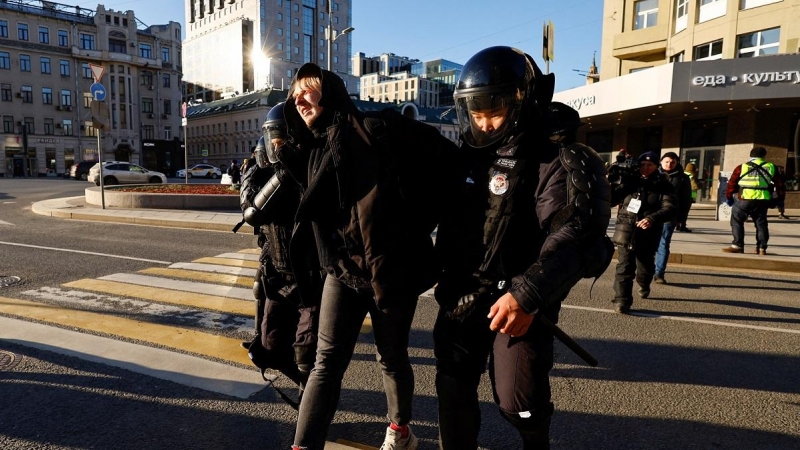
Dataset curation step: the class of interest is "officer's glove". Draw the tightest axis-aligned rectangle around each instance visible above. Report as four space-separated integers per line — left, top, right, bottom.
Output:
445 287 491 322
725 198 735 207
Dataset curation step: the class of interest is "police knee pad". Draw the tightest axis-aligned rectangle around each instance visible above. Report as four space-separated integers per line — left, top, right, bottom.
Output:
499 403 554 448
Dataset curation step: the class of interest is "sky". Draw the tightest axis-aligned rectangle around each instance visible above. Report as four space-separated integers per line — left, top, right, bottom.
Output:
63 0 604 92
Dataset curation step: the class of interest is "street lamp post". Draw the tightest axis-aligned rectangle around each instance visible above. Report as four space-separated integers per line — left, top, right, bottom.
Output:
326 2 354 71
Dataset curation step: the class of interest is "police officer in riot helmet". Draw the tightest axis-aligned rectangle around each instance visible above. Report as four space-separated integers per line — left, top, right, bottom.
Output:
434 46 613 449
239 101 321 402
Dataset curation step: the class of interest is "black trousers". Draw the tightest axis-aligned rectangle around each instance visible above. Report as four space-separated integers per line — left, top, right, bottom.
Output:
613 228 660 306
434 299 557 449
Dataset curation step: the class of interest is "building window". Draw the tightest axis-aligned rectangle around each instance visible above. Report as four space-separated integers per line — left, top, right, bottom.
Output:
82 63 92 78
675 0 689 33
0 20 7 38
3 116 13 133
18 23 29 41
694 39 723 61
80 33 95 50
42 87 53 104
1 84 11 101
670 52 685 63
139 43 153 59
63 119 73 136
164 99 172 115
277 28 283 36
109 38 127 53
162 73 170 88
60 89 72 106
21 85 33 103
23 117 34 134
19 54 31 72
699 0 726 23
741 0 780 9
161 47 170 62
0 52 8 70
737 27 780 58
44 118 54 135
164 126 172 140
40 57 51 74
39 26 49 44
142 98 153 113
60 60 70 76
634 0 658 30
142 125 154 139
58 29 68 46
141 71 153 86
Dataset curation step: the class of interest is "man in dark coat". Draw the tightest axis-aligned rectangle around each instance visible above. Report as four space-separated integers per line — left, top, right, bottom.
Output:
611 151 676 313
654 151 693 284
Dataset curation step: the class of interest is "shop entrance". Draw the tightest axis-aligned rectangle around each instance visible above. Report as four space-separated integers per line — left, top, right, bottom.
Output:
683 148 722 203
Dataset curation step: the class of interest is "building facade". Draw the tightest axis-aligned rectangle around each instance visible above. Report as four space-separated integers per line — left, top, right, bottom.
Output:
0 0 183 177
183 0 356 103
359 71 441 107
555 0 800 205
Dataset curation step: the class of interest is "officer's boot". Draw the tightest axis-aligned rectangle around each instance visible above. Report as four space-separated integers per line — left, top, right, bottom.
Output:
436 372 481 450
499 406 553 450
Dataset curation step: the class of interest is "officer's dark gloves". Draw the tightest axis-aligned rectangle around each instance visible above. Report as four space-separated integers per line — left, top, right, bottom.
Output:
445 287 491 322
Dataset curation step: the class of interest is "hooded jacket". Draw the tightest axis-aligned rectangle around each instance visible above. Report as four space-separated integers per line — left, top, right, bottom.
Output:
282 64 460 309
661 162 693 224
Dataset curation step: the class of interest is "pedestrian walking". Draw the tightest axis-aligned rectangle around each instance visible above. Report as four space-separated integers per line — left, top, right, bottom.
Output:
677 162 699 232
654 152 693 284
722 147 785 255
433 46 614 450
228 159 241 185
611 151 676 313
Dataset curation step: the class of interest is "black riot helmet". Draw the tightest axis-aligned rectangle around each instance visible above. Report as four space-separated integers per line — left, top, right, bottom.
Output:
545 101 584 144
258 102 288 168
453 46 536 148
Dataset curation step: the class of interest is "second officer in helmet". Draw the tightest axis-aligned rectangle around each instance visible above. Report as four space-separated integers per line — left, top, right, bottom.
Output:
433 46 613 449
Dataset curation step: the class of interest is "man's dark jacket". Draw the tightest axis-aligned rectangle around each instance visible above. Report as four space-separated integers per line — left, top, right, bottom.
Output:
613 172 677 231
661 163 693 225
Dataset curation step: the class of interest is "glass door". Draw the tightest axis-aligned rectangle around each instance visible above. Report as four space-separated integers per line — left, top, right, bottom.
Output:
683 147 723 203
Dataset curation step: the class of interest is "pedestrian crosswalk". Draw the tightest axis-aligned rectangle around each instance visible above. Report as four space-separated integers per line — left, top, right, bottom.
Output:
2 250 265 370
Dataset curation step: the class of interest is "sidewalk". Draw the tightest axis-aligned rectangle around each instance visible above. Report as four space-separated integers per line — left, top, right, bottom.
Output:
32 196 800 274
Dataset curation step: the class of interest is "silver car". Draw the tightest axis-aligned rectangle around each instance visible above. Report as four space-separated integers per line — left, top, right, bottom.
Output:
88 162 167 186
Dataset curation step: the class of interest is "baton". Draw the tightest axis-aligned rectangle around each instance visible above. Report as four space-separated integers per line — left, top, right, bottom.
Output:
537 315 598 367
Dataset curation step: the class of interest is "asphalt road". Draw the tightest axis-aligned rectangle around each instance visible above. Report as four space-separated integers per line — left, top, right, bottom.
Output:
1 178 798 449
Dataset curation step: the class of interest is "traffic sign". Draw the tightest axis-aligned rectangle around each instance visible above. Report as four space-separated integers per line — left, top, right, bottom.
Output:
89 64 105 82
90 83 106 101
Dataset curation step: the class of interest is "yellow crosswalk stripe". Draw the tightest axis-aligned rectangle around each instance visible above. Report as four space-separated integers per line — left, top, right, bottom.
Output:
0 296 252 366
63 278 252 316
193 257 260 269
238 248 261 255
139 267 252 288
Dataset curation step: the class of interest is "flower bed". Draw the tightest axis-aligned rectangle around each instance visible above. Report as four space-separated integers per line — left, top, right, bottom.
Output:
110 184 238 195
85 184 240 210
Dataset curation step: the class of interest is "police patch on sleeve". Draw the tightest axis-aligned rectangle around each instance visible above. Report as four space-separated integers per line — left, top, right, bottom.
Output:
489 171 509 195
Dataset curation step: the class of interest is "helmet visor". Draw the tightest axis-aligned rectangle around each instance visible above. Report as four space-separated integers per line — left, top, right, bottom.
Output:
254 137 269 169
454 93 519 148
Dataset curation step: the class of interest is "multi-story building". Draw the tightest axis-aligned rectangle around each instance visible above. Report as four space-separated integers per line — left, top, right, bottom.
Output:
411 58 463 106
0 0 183 177
183 0 356 103
554 0 800 205
185 89 286 169
359 71 441 107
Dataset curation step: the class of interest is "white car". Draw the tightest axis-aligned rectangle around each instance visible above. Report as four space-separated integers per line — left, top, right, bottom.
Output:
88 162 167 186
176 164 222 179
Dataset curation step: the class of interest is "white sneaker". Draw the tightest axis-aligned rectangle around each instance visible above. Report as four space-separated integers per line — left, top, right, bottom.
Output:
380 425 419 450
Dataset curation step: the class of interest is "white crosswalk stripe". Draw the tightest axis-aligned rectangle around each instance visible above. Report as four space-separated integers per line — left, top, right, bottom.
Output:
99 272 253 300
169 262 258 277
214 252 261 261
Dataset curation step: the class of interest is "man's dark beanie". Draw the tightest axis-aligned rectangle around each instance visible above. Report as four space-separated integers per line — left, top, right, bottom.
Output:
638 151 659 163
750 146 767 158
661 151 679 161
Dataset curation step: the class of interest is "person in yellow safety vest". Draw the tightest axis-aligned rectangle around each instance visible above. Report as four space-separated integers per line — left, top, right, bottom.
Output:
678 162 700 232
722 146 785 255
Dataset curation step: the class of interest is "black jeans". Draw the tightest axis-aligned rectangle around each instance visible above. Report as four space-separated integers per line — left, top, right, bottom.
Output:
613 227 660 306
730 200 770 250
293 276 417 450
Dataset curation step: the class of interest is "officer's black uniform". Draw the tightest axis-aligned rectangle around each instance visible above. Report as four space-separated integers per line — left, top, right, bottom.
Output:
434 47 613 450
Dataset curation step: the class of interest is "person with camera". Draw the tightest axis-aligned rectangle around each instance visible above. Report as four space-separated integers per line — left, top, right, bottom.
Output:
722 146 785 255
610 151 676 314
239 102 322 403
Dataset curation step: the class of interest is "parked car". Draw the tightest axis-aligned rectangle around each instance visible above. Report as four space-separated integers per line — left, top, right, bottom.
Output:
88 162 167 186
69 161 98 181
176 164 222 179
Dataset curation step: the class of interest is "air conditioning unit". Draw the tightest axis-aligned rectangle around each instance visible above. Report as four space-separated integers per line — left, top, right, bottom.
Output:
65 106 73 111
148 85 154 90
161 113 168 119
148 113 155 119
16 92 23 98
80 125 86 130
56 105 62 110
56 124 63 128
130 42 136 47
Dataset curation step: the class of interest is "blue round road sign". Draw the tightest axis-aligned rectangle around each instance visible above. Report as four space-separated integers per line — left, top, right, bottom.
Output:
90 83 106 101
